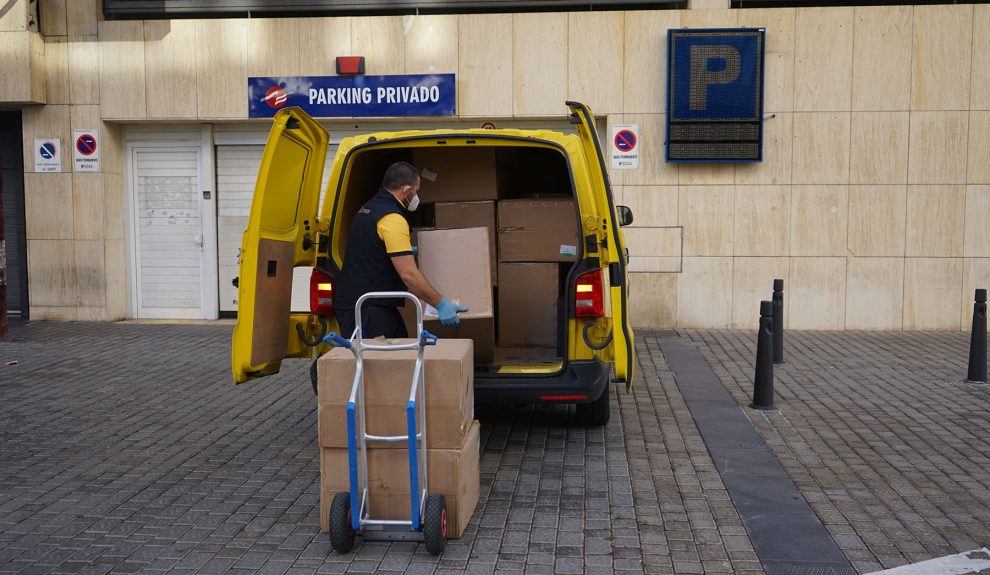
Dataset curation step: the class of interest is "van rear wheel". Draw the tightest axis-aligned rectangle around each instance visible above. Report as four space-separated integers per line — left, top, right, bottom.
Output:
576 382 611 426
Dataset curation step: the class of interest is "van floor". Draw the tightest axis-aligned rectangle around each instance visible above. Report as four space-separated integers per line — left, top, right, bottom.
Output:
492 346 560 366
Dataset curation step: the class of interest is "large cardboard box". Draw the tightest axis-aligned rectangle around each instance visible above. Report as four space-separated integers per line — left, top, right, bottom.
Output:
434 201 497 285
412 148 498 204
317 339 474 449
498 263 559 347
320 420 481 538
497 198 580 262
417 227 494 320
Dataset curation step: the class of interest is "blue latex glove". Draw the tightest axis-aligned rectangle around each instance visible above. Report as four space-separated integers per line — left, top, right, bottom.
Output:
436 298 469 327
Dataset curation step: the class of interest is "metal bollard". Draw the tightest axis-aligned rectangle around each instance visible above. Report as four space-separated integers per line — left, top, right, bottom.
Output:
772 279 784 365
751 300 776 410
966 289 987 384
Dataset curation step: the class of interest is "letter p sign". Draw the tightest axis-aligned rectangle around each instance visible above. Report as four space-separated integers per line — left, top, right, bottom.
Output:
689 45 741 111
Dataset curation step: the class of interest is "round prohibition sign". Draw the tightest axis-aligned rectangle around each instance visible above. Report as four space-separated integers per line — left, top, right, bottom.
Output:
76 134 97 156
614 129 637 153
39 141 56 160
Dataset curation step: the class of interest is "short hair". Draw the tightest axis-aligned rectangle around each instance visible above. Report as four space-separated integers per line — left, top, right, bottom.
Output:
382 161 420 191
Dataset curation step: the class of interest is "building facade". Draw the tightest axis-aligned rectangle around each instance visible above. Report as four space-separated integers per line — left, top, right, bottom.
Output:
1 0 988 330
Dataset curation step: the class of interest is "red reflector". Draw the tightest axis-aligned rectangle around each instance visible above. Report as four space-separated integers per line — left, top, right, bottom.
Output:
539 394 588 401
310 269 334 316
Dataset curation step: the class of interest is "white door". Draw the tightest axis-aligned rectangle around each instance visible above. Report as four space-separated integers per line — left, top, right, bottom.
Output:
130 146 214 319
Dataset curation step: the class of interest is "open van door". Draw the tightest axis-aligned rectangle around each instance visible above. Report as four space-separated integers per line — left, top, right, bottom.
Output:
566 101 636 391
231 108 329 383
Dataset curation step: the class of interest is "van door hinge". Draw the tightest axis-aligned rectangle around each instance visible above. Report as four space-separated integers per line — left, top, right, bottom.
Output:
609 263 623 287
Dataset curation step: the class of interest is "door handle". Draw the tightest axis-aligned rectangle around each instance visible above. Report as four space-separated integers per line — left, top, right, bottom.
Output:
194 234 203 247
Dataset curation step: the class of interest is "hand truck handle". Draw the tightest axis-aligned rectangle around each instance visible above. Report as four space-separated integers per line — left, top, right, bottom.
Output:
419 330 438 347
322 332 352 349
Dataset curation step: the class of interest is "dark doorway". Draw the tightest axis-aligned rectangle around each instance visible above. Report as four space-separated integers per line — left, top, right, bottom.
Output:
1 111 28 317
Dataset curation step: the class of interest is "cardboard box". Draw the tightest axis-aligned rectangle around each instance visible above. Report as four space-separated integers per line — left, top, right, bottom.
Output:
434 201 497 285
317 339 474 449
320 420 481 538
497 198 580 262
498 263 559 347
412 147 498 204
426 317 495 365
417 227 494 320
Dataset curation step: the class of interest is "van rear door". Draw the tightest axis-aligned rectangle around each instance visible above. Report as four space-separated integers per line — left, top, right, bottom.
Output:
231 108 329 383
566 101 636 390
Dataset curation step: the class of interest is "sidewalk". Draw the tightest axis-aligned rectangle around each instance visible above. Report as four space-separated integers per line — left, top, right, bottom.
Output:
0 321 987 574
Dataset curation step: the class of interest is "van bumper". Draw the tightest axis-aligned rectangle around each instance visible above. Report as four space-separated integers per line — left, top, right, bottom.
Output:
474 359 610 404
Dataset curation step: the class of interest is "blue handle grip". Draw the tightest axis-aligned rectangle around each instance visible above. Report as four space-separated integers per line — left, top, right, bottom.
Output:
419 330 438 347
322 332 352 349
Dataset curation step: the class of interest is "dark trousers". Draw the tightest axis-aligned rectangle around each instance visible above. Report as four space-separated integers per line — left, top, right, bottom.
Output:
335 305 408 340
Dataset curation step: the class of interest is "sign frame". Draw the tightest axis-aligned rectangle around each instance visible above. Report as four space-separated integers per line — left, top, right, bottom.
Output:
34 138 61 173
73 129 101 173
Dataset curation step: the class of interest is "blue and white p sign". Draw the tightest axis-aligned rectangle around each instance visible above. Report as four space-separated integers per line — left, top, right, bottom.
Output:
666 28 765 162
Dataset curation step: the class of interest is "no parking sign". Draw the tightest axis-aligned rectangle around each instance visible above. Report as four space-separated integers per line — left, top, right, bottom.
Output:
34 138 61 172
610 124 639 170
73 129 101 172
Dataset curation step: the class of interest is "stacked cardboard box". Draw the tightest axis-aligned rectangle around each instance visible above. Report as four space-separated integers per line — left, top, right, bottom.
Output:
434 201 497 286
497 198 579 263
498 263 558 347
317 339 479 538
412 147 498 204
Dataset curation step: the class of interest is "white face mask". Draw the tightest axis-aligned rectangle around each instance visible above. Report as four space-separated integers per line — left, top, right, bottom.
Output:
406 190 421 212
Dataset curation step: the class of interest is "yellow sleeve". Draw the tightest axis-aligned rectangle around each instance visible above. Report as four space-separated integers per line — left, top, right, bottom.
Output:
377 213 414 256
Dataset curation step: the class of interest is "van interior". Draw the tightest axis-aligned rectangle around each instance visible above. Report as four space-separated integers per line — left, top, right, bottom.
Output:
328 141 581 371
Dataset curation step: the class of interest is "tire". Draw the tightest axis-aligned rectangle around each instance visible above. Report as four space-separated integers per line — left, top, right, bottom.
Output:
423 493 448 555
329 492 356 553
310 357 320 396
576 382 611 426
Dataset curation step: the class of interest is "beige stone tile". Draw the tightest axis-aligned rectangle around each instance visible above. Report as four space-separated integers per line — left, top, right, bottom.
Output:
908 112 968 185
104 172 124 240
353 17 404 76
735 113 792 185
513 13 567 117
458 14 511 117
845 257 904 330
196 19 248 119
39 0 66 35
679 9 737 28
24 173 73 240
973 6 990 110
27 240 76 307
790 185 848 256
677 257 732 328
21 105 71 171
75 240 106 307
965 186 990 258
620 186 678 227
680 186 734 256
31 307 78 321
737 8 795 113
624 227 682 273
788 257 846 329
961 258 990 330
678 164 734 186
45 36 70 105
404 15 456 75
105 239 127 319
72 173 104 241
905 185 965 257
299 17 350 76
847 185 906 258
912 5 973 111
794 7 854 112
98 21 146 119
623 11 678 114
70 105 101 135
629 272 676 329
247 18 299 77
67 0 99 37
792 112 850 185
731 257 788 329
904 258 963 330
144 20 198 119
622 114 678 186
849 112 909 185
688 0 728 9
0 31 45 104
734 186 789 257
68 36 99 105
101 123 123 175
568 12 622 115
968 112 990 184
0 0 32 31
851 6 912 111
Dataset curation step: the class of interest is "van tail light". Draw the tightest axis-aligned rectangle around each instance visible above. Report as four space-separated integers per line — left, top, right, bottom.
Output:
574 270 604 318
310 269 334 316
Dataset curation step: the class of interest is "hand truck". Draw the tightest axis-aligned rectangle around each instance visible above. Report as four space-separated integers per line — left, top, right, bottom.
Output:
322 291 448 555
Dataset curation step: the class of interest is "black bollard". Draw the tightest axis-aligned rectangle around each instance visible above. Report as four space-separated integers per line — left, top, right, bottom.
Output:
772 279 784 365
751 300 775 410
966 289 987 384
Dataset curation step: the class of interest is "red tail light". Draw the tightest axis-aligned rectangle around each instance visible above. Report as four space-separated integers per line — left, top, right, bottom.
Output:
310 269 334 316
574 270 604 318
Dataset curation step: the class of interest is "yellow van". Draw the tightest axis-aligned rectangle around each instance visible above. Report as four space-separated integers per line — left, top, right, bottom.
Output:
231 101 634 425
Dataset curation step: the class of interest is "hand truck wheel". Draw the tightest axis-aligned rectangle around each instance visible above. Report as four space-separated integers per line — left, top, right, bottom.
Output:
329 492 356 553
423 493 448 555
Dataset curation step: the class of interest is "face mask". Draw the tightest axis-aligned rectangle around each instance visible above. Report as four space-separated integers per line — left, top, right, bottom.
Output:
406 191 421 212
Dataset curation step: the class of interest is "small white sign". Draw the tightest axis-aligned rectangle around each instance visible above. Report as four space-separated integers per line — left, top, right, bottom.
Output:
73 129 101 173
610 124 639 170
34 138 61 173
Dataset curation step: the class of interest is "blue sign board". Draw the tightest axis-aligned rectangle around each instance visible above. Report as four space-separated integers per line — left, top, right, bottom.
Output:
248 74 456 118
666 29 765 162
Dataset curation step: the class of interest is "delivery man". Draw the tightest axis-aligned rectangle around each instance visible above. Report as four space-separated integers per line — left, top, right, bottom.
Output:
333 161 468 339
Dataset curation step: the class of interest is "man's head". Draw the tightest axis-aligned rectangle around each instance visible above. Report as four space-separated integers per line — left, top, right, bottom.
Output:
382 161 421 211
